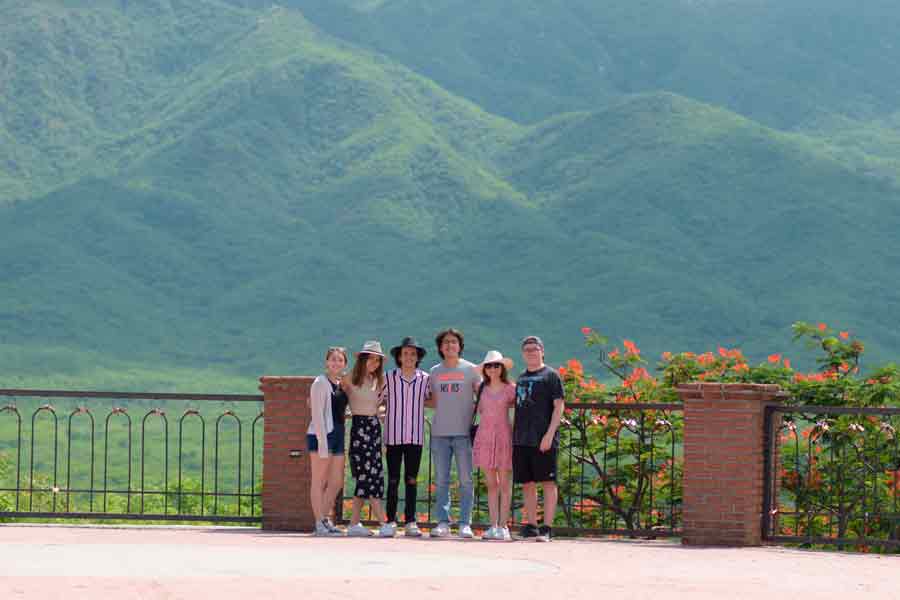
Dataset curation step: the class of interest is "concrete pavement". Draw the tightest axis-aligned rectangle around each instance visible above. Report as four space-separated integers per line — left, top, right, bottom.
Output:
1 525 898 599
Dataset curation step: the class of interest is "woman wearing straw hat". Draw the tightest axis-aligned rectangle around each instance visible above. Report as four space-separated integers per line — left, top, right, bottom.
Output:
472 350 517 541
343 340 392 537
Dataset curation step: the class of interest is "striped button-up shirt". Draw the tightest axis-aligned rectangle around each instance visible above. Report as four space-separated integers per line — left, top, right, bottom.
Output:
381 368 430 445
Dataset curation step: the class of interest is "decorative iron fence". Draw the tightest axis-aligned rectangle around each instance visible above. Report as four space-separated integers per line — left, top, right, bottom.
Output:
763 404 900 549
557 402 682 536
0 389 264 523
339 402 683 537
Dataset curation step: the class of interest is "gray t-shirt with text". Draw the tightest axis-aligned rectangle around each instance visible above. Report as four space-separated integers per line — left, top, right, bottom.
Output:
429 359 481 437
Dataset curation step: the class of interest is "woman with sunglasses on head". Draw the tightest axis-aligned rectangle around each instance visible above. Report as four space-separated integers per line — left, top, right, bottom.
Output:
343 340 393 537
307 346 350 536
472 350 517 541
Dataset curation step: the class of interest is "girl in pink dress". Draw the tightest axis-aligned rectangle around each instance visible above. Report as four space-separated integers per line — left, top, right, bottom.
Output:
473 350 516 541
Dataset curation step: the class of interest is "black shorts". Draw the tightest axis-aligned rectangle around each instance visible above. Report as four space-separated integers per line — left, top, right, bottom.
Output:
512 446 557 484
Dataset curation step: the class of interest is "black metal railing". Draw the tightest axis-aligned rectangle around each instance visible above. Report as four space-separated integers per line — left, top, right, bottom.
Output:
763 404 900 549
556 402 682 537
337 402 683 537
0 389 264 523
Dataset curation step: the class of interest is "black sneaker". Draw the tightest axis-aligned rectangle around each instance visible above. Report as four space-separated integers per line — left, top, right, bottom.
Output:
520 523 539 540
536 525 552 542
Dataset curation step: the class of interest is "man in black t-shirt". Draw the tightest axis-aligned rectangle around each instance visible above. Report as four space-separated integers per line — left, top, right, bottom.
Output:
513 335 565 542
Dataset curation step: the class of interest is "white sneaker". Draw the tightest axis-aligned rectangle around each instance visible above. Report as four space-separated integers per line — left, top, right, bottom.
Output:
499 527 512 541
405 522 422 537
347 523 374 537
314 519 331 536
458 524 474 539
379 522 397 538
482 526 498 541
430 522 451 538
324 518 344 536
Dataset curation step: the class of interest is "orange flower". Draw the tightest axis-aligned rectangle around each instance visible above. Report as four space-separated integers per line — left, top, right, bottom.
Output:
567 358 584 376
608 348 620 360
886 469 900 493
838 362 850 373
591 414 608 426
839 331 850 340
697 352 715 366
732 362 749 373
661 351 673 361
581 379 602 392
718 346 728 358
558 366 568 378
817 322 828 332
623 339 640 356
623 367 652 388
768 353 782 364
784 359 792 370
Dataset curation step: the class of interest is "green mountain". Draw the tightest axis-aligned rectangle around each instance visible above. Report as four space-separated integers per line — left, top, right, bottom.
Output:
254 0 900 128
2 1 900 391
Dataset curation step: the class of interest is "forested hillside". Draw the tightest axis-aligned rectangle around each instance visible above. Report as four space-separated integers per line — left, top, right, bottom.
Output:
2 0 899 390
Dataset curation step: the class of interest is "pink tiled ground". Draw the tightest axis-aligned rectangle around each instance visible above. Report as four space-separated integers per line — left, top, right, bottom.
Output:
2 525 899 599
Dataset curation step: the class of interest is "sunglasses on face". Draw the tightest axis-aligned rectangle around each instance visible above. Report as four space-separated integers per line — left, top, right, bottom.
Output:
484 363 503 370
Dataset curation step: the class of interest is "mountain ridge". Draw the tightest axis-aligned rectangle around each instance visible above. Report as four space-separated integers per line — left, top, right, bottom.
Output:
3 1 900 389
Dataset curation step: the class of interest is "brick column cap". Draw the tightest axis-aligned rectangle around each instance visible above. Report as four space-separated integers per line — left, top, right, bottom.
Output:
259 375 315 393
676 382 789 401
676 382 782 394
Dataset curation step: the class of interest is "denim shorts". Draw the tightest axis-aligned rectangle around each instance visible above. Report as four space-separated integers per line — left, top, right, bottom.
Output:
307 425 345 455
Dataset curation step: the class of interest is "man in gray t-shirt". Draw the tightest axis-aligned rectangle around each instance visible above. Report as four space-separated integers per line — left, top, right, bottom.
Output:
430 360 480 436
427 328 481 538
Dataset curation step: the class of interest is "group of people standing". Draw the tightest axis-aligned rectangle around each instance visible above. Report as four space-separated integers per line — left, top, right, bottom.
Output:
306 329 565 542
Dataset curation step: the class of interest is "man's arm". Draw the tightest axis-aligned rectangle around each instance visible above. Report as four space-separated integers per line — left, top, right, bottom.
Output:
540 397 564 453
424 380 435 408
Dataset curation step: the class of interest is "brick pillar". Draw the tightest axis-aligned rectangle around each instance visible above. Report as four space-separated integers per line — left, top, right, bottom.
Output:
259 376 315 531
676 383 783 546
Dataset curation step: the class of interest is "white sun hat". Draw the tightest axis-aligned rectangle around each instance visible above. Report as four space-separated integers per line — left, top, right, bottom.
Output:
477 350 514 375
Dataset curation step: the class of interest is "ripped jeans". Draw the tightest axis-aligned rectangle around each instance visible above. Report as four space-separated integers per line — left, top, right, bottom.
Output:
385 444 424 524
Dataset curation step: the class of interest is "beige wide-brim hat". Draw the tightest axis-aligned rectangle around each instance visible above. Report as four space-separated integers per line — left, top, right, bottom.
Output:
356 340 385 357
477 350 514 375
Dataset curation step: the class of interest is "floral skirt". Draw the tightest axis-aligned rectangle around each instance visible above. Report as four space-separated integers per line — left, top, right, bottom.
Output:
349 415 385 499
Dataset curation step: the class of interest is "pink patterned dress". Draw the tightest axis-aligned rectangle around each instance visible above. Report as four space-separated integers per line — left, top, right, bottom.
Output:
472 383 516 470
